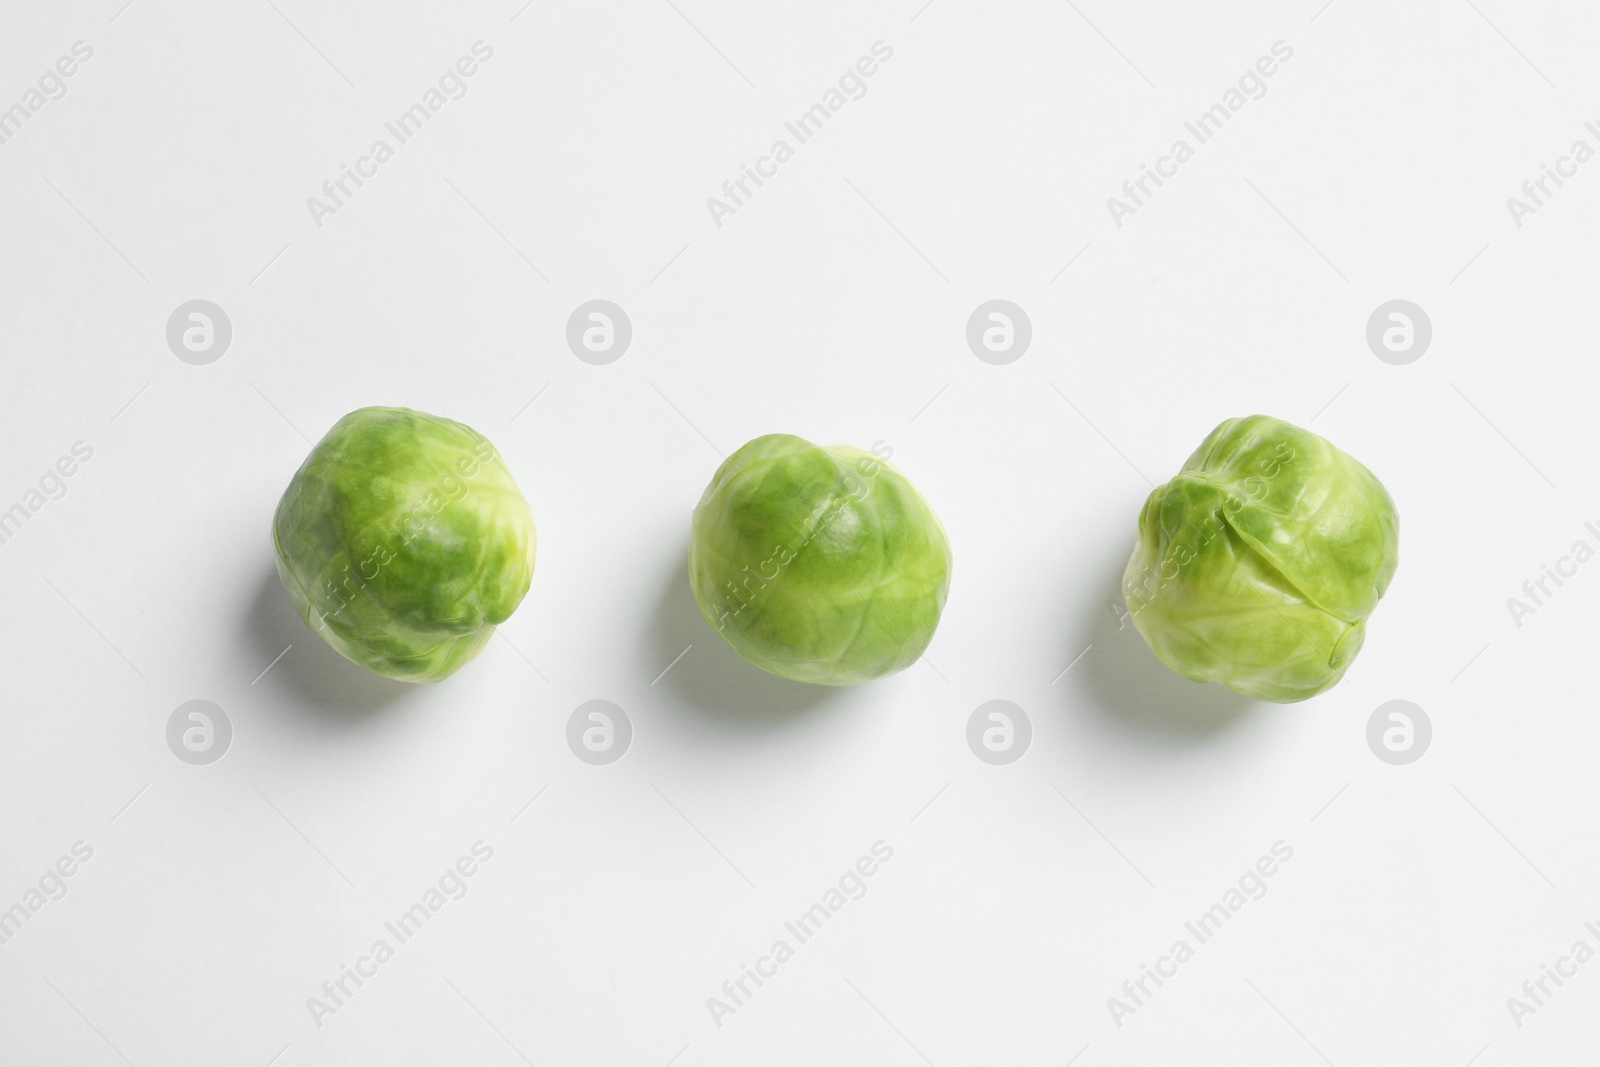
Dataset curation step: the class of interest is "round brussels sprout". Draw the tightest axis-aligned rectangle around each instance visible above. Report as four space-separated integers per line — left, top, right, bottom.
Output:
689 434 952 685
1122 415 1398 703
272 407 537 683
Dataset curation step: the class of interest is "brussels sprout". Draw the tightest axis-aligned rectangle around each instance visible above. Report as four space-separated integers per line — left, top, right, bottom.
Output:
1121 415 1398 703
689 434 952 685
272 407 537 683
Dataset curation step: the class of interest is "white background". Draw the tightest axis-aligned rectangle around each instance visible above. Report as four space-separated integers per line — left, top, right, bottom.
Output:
2 0 1598 1064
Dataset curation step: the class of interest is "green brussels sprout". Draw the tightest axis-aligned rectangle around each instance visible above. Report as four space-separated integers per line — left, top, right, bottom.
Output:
1122 415 1398 703
689 434 952 685
272 407 537 683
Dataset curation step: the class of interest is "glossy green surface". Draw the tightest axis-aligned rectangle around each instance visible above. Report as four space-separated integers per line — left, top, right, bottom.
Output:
1122 415 1398 703
272 407 537 683
690 434 952 685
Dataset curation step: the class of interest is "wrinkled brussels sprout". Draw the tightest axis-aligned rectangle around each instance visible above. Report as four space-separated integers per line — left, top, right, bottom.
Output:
690 434 952 685
1122 415 1398 703
273 407 537 683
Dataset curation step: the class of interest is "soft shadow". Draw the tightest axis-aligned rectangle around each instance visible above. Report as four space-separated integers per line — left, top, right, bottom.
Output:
242 566 422 720
646 551 847 732
1065 549 1258 739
